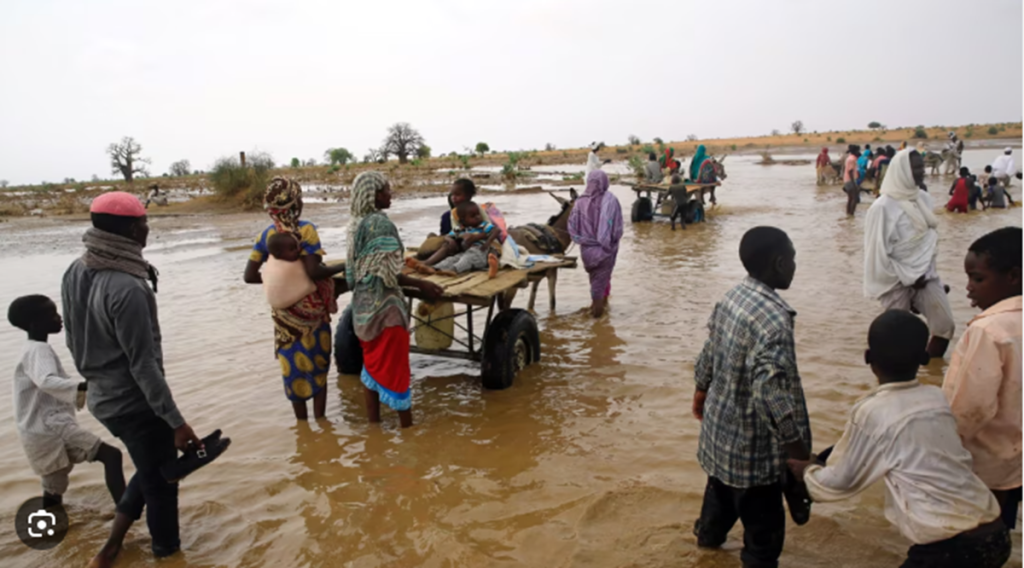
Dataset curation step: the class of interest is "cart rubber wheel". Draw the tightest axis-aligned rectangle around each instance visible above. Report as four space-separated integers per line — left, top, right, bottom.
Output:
481 308 540 390
334 305 363 375
631 197 654 223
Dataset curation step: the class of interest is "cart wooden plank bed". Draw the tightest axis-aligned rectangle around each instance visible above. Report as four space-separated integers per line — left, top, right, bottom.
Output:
629 181 722 229
329 254 577 389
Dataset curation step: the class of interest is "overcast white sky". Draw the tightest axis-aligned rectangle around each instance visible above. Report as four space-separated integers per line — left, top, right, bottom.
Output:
1 0 1021 185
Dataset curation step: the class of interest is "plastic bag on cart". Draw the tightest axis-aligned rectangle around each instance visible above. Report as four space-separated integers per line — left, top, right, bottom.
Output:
500 234 532 269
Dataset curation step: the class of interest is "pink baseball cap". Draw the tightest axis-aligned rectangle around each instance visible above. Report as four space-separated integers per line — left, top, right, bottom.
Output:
90 191 146 217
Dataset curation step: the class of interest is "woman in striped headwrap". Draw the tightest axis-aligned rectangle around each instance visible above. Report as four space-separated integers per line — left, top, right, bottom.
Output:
347 172 443 428
244 177 346 420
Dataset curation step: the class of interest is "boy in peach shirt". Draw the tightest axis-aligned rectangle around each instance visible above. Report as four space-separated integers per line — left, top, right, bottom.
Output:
943 227 1022 529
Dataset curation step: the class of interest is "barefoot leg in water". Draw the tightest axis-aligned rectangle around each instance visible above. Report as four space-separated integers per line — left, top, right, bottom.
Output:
313 387 327 420
291 400 308 421
364 387 381 423
88 512 133 568
398 409 413 428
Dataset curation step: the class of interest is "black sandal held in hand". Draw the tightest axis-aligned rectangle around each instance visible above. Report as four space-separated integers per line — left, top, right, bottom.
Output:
782 468 812 525
161 429 231 483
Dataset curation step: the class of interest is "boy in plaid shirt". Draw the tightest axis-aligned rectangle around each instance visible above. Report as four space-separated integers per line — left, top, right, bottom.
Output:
691 226 811 568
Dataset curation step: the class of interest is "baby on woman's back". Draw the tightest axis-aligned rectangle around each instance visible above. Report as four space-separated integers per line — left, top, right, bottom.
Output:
262 232 316 309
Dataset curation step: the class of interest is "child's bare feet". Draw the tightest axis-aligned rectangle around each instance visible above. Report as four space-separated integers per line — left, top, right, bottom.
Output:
487 254 499 279
405 258 447 276
87 543 121 568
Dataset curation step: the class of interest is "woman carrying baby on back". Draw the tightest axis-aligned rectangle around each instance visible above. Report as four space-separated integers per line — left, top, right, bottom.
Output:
243 177 346 420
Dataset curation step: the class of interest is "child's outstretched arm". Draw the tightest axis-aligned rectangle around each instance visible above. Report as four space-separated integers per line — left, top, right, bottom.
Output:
790 415 887 503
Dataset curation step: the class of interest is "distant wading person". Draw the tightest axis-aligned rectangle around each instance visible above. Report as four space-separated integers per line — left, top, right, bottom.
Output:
863 149 955 358
843 145 861 216
347 172 443 427
568 170 623 318
243 178 344 420
585 142 606 176
946 167 972 214
645 152 664 184
815 147 831 185
62 192 206 567
991 147 1016 187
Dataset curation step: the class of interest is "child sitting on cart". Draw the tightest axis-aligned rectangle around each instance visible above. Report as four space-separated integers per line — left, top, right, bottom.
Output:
422 201 500 277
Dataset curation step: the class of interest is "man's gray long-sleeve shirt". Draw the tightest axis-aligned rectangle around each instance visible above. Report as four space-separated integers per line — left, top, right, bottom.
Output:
61 259 184 429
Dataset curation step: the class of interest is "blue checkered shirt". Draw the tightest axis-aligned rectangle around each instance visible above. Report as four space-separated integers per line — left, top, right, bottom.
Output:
695 277 811 488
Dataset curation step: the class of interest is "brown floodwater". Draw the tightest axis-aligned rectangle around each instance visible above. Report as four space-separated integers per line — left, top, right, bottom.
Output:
0 149 1021 567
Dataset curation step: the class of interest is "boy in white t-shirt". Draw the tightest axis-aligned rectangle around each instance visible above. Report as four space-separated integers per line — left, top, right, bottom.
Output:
8 294 125 508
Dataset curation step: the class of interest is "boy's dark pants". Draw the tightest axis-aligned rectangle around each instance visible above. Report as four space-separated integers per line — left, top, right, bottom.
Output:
100 410 180 557
694 476 785 568
900 519 1010 568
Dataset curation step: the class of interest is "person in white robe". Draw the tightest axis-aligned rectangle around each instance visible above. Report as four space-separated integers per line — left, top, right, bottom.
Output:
991 147 1016 187
863 148 955 358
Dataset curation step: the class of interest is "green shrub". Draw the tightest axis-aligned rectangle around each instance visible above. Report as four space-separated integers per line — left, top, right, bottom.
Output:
209 152 274 208
836 137 846 144
627 155 645 182
615 147 627 154
641 144 655 155
988 126 1000 136
328 164 340 173
913 126 928 139
731 144 737 151
290 157 300 168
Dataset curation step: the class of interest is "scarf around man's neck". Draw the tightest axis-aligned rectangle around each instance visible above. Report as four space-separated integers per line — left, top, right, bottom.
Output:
81 227 159 292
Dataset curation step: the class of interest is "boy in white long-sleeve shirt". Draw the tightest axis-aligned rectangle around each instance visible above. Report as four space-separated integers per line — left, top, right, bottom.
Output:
8 294 124 508
788 310 1009 568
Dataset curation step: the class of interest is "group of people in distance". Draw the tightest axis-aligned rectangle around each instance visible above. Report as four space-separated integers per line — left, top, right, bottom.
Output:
826 138 1019 217
945 150 1017 213
5 143 1020 568
693 222 1020 568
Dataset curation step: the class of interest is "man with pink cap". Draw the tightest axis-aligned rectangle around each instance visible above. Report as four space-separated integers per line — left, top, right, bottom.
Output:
61 192 201 567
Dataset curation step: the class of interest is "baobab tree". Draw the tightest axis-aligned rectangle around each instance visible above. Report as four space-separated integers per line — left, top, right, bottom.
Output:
108 136 151 183
791 120 805 135
169 159 191 177
382 123 425 164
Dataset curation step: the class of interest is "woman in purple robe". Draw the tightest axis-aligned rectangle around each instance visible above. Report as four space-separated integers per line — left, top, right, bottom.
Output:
568 170 624 318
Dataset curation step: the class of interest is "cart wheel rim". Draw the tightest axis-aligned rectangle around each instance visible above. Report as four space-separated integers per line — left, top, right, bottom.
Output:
513 336 530 371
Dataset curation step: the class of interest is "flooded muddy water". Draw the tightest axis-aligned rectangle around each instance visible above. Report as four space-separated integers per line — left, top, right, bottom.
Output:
0 149 1020 567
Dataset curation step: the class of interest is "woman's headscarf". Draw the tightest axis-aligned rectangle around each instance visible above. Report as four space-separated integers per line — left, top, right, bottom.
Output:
659 147 674 168
879 149 939 233
689 145 707 181
264 177 302 232
347 171 403 289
